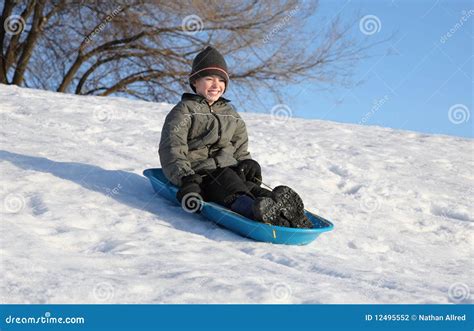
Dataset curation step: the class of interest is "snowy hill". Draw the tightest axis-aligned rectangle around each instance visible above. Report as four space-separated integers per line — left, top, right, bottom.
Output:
0 84 472 304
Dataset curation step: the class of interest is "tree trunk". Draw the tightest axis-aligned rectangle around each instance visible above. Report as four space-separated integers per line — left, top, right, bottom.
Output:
0 0 16 83
12 1 45 86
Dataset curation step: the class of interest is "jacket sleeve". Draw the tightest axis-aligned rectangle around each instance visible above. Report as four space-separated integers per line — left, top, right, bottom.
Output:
159 104 194 186
232 113 252 162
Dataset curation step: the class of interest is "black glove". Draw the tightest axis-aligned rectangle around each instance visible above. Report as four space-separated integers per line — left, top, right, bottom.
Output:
235 159 262 184
176 174 203 204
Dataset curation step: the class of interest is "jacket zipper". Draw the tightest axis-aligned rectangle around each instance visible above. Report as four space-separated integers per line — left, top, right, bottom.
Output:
208 104 222 159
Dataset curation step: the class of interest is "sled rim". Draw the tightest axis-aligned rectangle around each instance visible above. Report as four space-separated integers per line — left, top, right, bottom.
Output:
143 168 334 233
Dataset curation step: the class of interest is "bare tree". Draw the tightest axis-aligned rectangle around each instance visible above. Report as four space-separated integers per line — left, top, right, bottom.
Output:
1 0 385 106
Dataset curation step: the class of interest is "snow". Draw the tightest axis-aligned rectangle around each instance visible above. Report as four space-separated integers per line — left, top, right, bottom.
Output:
1 84 472 304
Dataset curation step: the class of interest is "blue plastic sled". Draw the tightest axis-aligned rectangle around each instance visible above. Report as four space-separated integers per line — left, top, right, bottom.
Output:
143 168 334 245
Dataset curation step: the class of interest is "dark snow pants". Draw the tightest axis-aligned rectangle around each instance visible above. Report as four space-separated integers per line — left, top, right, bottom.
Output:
197 166 272 207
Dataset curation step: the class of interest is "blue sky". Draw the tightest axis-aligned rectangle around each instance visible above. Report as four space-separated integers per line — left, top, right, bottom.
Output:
271 0 473 138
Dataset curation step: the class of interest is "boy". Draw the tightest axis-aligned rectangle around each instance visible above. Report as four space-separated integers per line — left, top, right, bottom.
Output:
159 46 311 228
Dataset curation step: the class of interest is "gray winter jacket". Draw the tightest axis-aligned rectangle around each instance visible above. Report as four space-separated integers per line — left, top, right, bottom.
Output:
159 93 251 186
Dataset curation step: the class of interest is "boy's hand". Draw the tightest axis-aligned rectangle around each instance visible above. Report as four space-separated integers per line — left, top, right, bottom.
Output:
235 159 262 184
176 174 203 206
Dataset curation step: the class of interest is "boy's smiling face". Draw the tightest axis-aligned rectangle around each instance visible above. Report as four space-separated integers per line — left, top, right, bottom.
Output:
193 75 226 105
